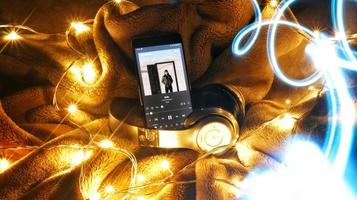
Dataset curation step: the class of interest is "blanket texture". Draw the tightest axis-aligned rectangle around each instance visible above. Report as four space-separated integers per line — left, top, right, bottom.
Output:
0 0 355 199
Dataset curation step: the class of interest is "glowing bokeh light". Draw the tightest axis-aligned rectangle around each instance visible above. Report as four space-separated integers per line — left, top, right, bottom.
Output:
104 185 115 193
99 139 114 149
137 174 146 183
308 86 315 91
285 99 291 105
0 158 10 173
82 63 97 84
71 149 92 167
313 30 320 35
89 191 100 200
276 113 295 130
137 196 146 200
161 160 170 170
70 22 90 34
3 31 22 41
269 0 279 8
240 140 355 200
67 104 78 113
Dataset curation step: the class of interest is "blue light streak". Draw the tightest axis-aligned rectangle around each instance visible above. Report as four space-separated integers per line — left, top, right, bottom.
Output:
232 0 356 196
232 0 262 56
332 0 356 63
267 0 323 87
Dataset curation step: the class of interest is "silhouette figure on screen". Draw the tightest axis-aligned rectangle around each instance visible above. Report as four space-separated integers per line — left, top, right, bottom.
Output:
161 70 173 93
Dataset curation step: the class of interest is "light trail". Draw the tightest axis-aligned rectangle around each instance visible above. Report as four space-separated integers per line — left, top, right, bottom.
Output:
232 0 356 198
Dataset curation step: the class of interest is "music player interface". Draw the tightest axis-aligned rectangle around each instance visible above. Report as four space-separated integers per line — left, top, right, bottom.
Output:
135 43 192 129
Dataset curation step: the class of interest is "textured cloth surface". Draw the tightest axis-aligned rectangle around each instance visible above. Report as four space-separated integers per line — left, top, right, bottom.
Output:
0 0 356 199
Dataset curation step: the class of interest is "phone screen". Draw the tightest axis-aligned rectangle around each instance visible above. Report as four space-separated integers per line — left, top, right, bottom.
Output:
134 42 192 129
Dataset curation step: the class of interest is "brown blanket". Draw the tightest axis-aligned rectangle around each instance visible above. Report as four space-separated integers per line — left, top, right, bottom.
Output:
0 0 355 199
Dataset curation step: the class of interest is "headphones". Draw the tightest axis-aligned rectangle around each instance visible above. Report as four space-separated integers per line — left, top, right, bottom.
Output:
109 84 245 153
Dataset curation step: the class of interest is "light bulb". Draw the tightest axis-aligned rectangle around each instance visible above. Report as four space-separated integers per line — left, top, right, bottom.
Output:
82 63 97 84
71 149 92 167
137 174 146 183
161 160 170 169
313 30 320 36
4 31 22 41
70 22 90 34
277 113 295 130
0 158 10 173
99 139 114 149
137 196 146 200
67 104 78 113
285 99 291 105
89 191 101 200
269 0 279 7
105 185 115 193
308 86 315 91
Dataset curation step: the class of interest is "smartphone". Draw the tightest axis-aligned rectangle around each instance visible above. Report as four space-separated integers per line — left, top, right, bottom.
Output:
133 33 193 130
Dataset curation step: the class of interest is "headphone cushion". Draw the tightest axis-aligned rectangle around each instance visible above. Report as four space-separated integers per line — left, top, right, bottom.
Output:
191 84 245 123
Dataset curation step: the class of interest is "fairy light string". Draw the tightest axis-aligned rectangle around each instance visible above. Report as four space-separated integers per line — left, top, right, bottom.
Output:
0 0 355 199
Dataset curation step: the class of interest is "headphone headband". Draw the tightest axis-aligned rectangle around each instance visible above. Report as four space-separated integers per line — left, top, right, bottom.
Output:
109 106 239 153
109 84 245 153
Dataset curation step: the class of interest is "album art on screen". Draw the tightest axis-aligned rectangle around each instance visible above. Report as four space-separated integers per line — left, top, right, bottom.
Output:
145 61 181 95
137 47 188 97
134 40 192 129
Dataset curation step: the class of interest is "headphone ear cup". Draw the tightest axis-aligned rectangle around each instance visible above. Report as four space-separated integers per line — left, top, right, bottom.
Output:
196 115 239 151
191 84 245 124
186 108 239 152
